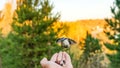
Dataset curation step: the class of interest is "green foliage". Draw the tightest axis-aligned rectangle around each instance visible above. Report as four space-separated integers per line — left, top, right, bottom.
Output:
107 53 120 68
0 33 23 68
0 0 61 68
82 33 101 60
84 34 101 52
72 34 106 68
80 34 102 68
104 0 120 68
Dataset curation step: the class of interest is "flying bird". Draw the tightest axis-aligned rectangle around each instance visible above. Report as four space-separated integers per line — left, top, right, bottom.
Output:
56 37 76 48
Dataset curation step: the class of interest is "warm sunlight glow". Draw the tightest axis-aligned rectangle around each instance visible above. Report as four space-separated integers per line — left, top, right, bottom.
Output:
51 0 114 21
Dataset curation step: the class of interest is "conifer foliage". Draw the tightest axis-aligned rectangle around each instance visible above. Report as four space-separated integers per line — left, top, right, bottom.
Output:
0 0 60 68
105 0 120 68
78 34 103 68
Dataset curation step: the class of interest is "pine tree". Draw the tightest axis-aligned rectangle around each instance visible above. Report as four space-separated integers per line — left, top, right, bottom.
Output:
104 0 120 68
78 33 104 68
0 0 61 68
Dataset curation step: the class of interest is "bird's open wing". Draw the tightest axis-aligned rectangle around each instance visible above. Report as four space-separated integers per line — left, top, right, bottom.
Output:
68 38 76 45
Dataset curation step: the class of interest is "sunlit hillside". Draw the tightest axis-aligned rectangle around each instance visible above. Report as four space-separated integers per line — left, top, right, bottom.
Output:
0 2 14 36
54 20 108 42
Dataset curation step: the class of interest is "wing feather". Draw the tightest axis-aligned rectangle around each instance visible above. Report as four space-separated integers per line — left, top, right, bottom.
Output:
68 38 76 45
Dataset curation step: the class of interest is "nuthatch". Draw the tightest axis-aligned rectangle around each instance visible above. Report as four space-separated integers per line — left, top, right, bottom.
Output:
56 37 76 48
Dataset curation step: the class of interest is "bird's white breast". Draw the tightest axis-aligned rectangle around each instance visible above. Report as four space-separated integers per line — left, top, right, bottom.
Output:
63 39 70 47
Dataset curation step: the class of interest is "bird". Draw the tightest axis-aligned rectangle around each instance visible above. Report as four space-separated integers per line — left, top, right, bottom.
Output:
56 37 76 48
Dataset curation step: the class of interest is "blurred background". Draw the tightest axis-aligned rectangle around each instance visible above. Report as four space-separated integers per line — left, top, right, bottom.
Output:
0 0 120 68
